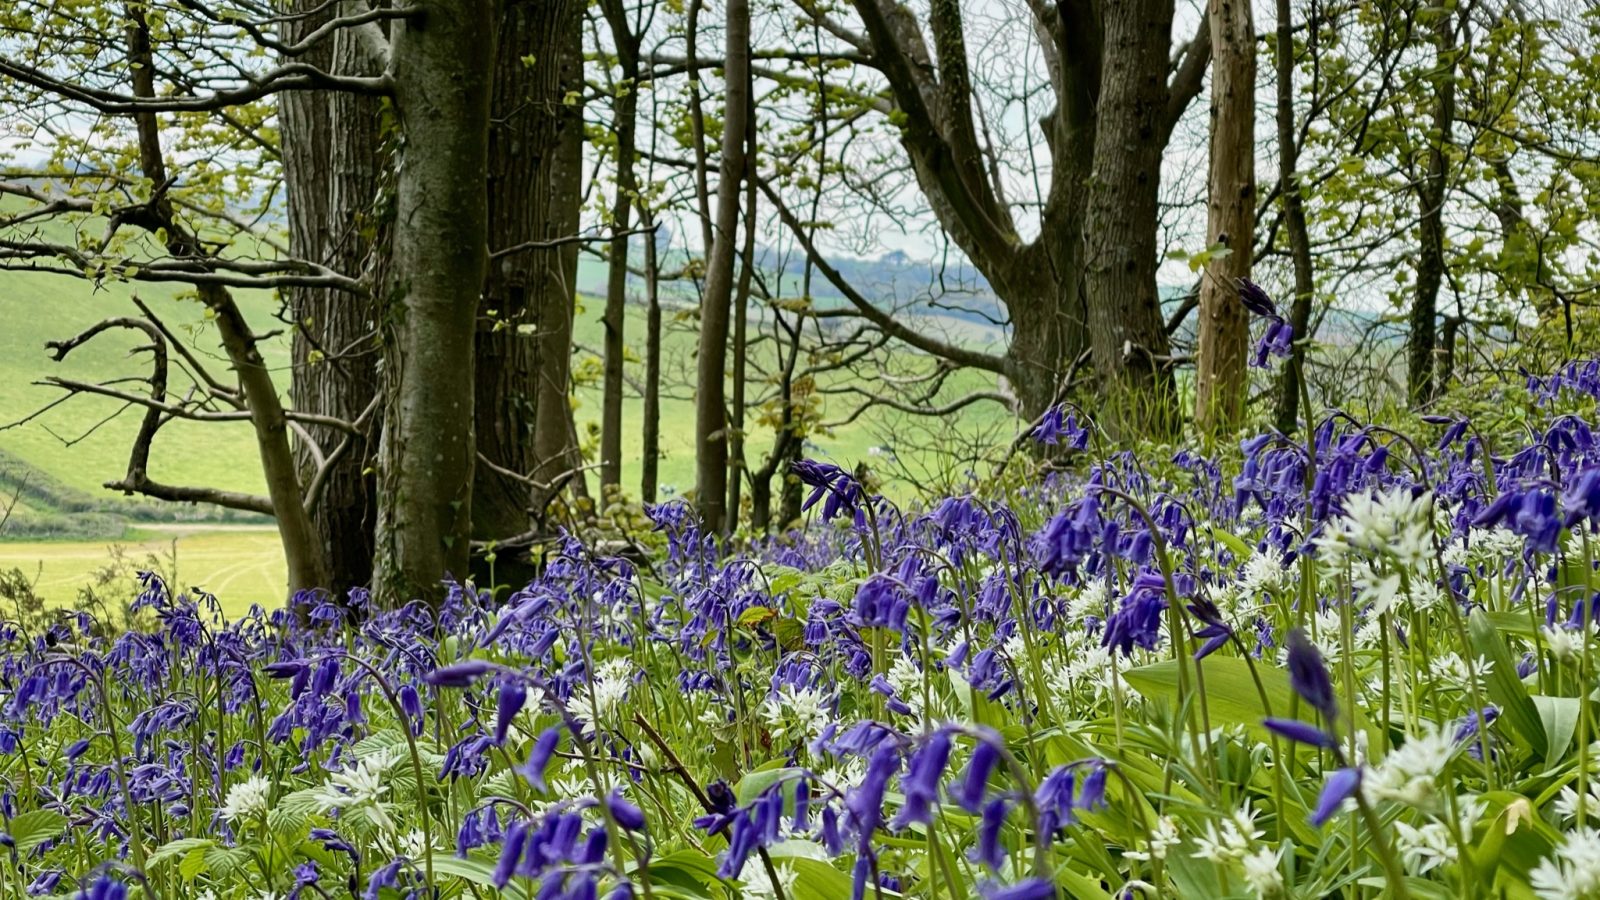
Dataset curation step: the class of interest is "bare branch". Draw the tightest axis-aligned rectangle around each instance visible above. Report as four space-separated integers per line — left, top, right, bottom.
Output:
0 57 391 114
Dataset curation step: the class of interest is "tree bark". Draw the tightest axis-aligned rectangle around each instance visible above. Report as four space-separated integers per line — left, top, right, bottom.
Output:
281 1 385 595
693 0 750 535
373 0 495 604
726 112 758 535
599 0 639 497
1409 4 1456 407
1271 0 1317 434
1194 0 1256 434
640 208 663 505
1082 0 1180 436
127 3 326 595
475 0 589 546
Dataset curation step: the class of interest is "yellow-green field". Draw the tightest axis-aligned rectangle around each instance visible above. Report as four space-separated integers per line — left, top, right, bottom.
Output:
0 527 285 618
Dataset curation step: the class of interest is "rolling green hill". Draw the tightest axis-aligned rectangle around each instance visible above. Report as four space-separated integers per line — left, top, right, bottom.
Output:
0 251 1015 605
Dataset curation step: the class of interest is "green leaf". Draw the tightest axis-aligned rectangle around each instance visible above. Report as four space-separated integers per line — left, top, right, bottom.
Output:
788 857 857 900
147 836 215 868
179 847 209 881
1467 610 1546 757
431 855 533 900
1532 695 1581 768
736 763 802 805
1205 525 1254 561
1122 656 1381 748
8 810 66 856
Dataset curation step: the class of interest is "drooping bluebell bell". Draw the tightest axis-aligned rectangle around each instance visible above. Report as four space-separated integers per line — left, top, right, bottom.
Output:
973 797 1009 870
1284 628 1338 722
891 730 951 830
1102 572 1168 657
1310 767 1362 826
846 742 901 840
521 726 562 792
74 876 127 900
1263 717 1339 749
791 459 865 522
954 739 1001 813
494 679 527 746
607 789 647 832
425 659 496 688
982 879 1058 900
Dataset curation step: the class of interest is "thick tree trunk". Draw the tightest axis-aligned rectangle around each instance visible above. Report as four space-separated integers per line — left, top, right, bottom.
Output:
374 0 495 604
281 6 385 595
1271 0 1317 434
1083 0 1179 436
1194 0 1256 434
693 0 750 535
474 0 586 544
1408 5 1456 407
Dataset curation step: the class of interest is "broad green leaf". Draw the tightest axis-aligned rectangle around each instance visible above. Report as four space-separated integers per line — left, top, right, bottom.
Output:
179 847 209 881
1468 610 1546 757
788 857 859 900
8 809 66 856
1532 695 1581 770
1122 656 1381 748
430 854 533 900
736 763 802 805
1205 525 1254 561
147 836 214 868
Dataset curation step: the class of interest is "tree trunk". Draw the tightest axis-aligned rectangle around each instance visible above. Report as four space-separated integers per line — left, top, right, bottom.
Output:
640 208 663 505
1409 5 1456 407
1271 0 1317 434
726 118 758 535
475 0 590 544
1083 0 1179 436
1194 0 1256 434
693 0 750 535
128 3 326 595
374 0 495 604
599 46 637 496
281 4 385 595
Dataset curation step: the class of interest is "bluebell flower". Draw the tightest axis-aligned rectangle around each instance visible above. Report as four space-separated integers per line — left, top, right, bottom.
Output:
891 730 951 830
607 789 647 831
846 743 900 839
791 459 864 522
1263 717 1338 749
495 679 527 745
1284 628 1338 722
1238 279 1278 317
1310 767 1362 826
522 726 562 792
425 659 496 688
981 878 1058 900
973 797 1009 870
954 740 1001 813
74 876 126 900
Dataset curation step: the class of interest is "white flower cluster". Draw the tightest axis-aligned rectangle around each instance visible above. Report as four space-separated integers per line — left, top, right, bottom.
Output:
575 657 635 735
219 773 272 824
1363 726 1456 811
313 747 399 831
1531 827 1600 900
1394 800 1479 873
1193 803 1282 896
760 684 833 744
1316 488 1438 615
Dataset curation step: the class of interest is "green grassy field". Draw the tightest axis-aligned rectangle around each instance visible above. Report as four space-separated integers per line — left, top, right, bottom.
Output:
0 526 284 617
1 246 1014 604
